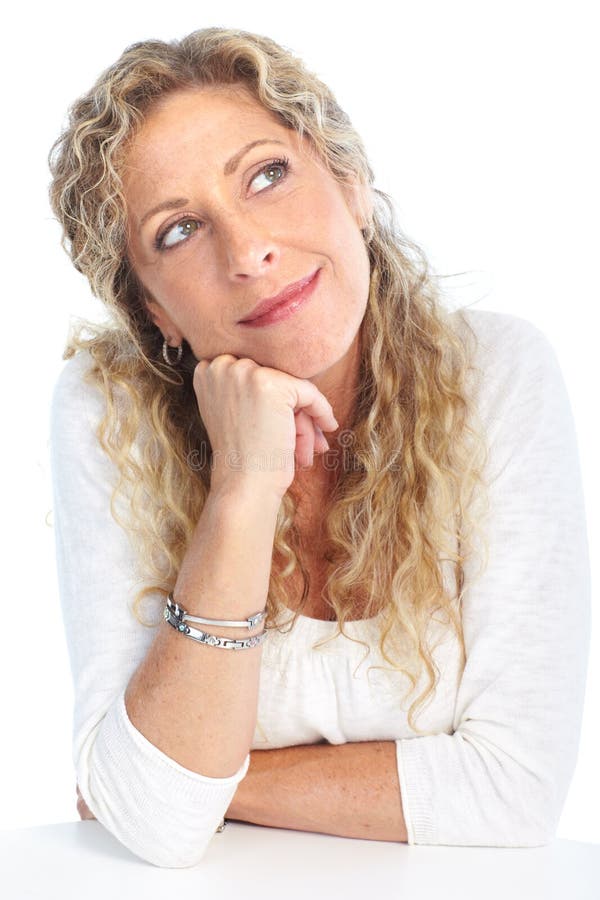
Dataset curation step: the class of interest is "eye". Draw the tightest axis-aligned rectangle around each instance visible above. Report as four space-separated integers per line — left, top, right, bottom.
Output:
157 218 201 250
154 157 290 252
249 157 290 194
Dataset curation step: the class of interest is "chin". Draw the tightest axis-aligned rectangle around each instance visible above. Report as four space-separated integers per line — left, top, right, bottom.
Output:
278 336 360 381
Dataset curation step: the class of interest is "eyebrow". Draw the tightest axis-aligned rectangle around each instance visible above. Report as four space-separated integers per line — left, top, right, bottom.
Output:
138 138 286 232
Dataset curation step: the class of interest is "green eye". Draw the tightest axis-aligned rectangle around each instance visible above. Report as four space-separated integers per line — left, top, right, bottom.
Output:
250 158 289 192
161 219 201 249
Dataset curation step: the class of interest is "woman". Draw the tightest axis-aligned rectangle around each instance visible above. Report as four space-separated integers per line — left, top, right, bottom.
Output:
48 27 591 868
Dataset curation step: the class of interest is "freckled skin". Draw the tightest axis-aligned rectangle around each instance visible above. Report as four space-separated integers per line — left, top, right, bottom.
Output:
123 84 373 491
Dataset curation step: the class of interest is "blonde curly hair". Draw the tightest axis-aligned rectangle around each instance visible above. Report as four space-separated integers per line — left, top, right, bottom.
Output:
48 26 490 734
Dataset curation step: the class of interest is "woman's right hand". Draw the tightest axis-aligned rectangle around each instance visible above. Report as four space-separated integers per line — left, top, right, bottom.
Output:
192 354 339 501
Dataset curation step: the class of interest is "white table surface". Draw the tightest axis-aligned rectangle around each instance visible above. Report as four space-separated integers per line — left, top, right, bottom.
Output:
1 820 598 900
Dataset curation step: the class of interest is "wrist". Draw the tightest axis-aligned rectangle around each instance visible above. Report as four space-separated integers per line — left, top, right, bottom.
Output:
208 479 283 515
226 751 258 821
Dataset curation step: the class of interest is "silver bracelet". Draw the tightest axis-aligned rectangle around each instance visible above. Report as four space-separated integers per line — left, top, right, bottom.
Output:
167 592 266 630
164 601 268 650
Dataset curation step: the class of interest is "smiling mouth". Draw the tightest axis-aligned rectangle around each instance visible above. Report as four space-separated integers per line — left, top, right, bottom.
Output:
238 268 321 324
238 268 322 327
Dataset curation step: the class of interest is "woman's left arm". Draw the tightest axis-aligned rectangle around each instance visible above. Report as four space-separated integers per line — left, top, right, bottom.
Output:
226 740 408 842
78 740 408 840
393 315 592 847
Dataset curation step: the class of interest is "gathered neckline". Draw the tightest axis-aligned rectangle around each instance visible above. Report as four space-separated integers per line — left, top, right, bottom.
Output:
271 605 386 632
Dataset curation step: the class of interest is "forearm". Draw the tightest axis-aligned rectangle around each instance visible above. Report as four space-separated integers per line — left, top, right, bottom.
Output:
124 484 280 778
226 740 408 843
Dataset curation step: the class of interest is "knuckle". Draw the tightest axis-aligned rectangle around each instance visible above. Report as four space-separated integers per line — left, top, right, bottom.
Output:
236 358 259 372
214 353 238 367
248 365 273 389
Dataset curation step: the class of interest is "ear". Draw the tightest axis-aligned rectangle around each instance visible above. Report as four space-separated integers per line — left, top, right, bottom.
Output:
341 173 374 233
145 298 184 346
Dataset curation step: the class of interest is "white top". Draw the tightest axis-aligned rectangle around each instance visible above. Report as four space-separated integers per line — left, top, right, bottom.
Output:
49 308 592 868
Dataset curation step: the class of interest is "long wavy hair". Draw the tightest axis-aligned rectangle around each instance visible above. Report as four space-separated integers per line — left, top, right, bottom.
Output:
48 26 490 734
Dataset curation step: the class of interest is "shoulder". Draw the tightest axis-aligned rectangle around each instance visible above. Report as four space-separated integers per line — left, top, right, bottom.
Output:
50 349 108 443
449 309 580 494
452 306 558 368
51 349 99 405
49 348 152 479
451 307 564 412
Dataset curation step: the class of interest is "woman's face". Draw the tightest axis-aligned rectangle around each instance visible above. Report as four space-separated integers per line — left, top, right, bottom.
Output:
122 85 372 378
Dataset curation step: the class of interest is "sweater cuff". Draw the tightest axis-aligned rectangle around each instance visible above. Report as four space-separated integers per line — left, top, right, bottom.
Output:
395 738 436 845
77 687 251 866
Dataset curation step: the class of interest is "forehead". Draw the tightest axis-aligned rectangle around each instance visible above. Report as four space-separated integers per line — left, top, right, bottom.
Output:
122 86 302 182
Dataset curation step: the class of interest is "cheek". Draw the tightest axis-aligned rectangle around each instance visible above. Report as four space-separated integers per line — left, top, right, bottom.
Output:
281 181 344 237
127 242 173 304
307 190 364 261
137 254 202 312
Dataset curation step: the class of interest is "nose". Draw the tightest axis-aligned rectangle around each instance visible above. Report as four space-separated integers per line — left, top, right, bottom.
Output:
218 213 281 280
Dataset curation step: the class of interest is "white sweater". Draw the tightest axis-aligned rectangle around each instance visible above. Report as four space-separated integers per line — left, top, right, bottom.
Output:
49 308 591 868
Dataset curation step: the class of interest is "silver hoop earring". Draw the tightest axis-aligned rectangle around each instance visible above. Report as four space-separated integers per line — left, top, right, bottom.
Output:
162 339 183 366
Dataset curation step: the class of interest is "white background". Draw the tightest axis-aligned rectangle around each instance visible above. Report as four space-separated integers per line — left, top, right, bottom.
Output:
0 0 597 842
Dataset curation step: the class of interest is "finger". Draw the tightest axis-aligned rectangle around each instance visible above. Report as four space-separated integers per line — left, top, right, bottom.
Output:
295 387 338 433
294 409 316 469
273 376 338 433
313 424 330 454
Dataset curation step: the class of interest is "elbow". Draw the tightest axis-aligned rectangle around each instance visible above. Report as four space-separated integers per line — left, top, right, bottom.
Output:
76 774 227 869
506 791 559 848
73 698 247 868
454 732 564 848
487 773 561 848
86 799 220 868
510 765 565 848
504 817 557 848
462 793 559 848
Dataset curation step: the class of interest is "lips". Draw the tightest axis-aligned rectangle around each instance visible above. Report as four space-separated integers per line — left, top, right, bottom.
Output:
238 269 320 323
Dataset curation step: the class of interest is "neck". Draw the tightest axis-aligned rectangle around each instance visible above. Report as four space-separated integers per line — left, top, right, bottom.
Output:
311 326 361 431
290 329 362 504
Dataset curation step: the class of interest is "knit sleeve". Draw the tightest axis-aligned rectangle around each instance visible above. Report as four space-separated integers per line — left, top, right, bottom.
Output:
395 312 591 847
49 352 250 868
